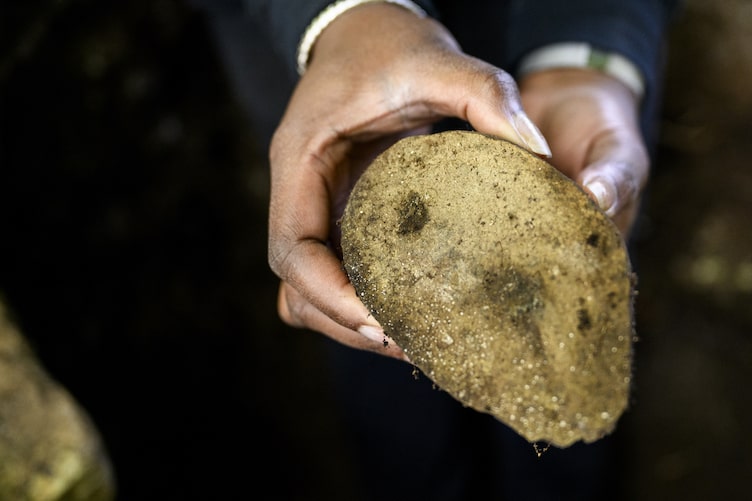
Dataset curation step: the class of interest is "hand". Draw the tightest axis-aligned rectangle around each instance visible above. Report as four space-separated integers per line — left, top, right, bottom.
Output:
267 3 550 359
518 68 649 236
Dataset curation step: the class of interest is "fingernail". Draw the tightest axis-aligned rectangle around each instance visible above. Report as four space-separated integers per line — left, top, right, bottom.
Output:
585 178 616 216
512 112 552 157
358 325 385 343
361 325 411 361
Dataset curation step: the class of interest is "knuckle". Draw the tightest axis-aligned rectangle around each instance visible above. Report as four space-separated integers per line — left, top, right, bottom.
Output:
479 67 517 96
277 282 305 328
267 225 300 279
267 241 287 277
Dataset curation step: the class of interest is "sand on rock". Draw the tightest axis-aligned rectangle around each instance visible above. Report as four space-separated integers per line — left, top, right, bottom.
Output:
340 130 635 447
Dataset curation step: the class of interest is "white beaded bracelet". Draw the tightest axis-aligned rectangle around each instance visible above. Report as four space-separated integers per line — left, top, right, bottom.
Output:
296 0 427 76
517 42 645 98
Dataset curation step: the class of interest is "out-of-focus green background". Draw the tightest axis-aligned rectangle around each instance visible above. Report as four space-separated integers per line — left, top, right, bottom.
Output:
1 1 750 499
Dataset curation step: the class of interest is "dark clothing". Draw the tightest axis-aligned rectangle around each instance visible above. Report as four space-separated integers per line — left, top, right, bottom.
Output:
192 0 676 85
322 337 625 501
186 1 677 499
190 0 677 145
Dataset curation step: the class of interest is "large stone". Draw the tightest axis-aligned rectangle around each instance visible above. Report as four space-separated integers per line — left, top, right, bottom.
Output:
0 299 115 501
340 130 635 447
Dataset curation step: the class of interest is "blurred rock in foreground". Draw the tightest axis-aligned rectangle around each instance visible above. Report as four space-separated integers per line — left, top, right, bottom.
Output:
0 299 115 501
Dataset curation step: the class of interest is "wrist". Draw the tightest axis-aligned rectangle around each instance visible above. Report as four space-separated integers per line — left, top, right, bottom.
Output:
297 0 427 76
517 43 645 99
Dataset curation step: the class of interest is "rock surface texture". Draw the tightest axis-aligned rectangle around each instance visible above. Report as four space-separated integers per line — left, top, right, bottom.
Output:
341 131 635 447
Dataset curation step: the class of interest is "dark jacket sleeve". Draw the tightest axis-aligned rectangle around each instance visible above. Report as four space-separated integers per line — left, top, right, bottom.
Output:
506 0 679 84
505 0 680 142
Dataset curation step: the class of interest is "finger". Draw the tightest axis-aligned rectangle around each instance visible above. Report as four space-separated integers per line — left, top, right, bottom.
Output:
269 227 375 333
578 135 649 233
277 281 409 361
268 129 403 343
419 57 551 157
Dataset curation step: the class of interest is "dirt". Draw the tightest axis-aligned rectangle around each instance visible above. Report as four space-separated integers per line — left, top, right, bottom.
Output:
341 131 634 447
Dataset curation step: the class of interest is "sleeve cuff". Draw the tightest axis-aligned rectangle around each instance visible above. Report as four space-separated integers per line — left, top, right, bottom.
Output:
516 42 645 98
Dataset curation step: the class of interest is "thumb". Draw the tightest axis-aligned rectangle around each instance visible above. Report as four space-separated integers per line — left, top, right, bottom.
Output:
578 136 649 220
428 59 551 157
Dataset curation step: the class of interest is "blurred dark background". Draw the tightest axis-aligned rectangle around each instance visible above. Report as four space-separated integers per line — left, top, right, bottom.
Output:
1 1 750 500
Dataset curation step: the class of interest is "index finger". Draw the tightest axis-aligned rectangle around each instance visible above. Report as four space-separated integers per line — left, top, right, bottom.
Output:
267 128 381 336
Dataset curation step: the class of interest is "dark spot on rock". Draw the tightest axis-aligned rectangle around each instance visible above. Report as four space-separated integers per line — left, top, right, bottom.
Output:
587 233 600 247
480 268 541 306
477 266 545 352
577 308 592 331
397 190 429 234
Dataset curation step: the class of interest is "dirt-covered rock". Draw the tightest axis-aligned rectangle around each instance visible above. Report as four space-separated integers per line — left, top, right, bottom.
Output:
340 130 635 447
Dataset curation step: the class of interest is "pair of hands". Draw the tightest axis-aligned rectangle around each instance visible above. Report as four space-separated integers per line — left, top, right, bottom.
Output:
268 4 648 361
